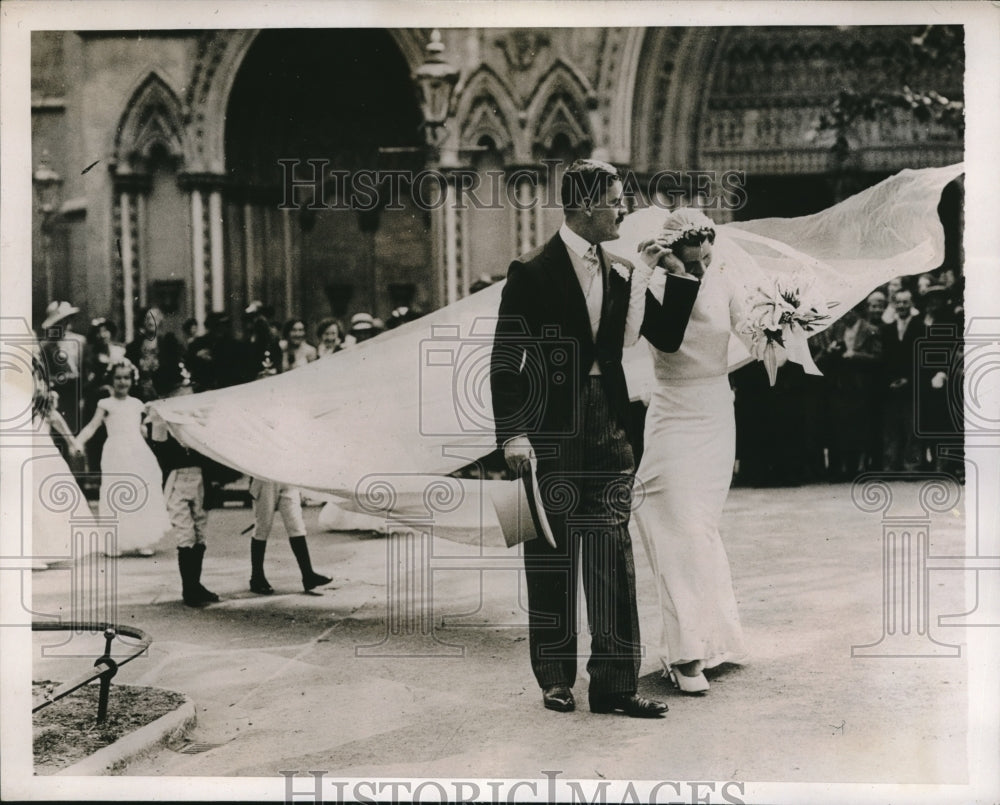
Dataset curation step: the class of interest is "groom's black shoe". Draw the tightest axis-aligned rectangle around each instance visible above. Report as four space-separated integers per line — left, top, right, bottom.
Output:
589 692 668 718
542 684 575 712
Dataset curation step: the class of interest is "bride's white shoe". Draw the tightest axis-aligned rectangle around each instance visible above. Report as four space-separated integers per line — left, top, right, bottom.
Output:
667 668 710 694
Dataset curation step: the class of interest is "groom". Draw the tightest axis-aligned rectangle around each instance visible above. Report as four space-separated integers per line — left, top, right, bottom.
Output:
490 159 700 717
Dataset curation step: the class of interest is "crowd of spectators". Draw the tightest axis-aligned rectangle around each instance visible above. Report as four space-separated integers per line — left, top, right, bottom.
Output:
732 267 965 486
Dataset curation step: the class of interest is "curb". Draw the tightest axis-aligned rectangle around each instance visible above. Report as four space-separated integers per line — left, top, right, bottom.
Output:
57 696 196 776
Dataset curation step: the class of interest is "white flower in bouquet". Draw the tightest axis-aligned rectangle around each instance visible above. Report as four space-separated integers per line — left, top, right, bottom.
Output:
740 273 834 385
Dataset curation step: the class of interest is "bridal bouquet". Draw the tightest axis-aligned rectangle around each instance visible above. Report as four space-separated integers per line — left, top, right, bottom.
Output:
740 275 834 386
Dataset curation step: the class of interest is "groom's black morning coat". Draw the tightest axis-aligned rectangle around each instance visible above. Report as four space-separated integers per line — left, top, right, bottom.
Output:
490 232 699 452
489 230 700 697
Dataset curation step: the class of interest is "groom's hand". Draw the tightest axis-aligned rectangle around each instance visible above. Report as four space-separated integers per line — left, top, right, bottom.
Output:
503 435 534 475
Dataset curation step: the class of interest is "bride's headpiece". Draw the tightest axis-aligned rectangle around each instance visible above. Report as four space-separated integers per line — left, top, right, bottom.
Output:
660 208 716 249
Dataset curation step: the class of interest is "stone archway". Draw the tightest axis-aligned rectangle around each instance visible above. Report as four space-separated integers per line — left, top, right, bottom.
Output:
185 29 429 174
220 29 430 332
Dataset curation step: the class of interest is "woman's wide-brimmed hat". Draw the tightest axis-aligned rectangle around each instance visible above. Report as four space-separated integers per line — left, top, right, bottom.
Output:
42 300 80 329
350 312 376 332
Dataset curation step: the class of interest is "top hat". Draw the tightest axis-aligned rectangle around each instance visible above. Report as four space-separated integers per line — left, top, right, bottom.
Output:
487 460 556 549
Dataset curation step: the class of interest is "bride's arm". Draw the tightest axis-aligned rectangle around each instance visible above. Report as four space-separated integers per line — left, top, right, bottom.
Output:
638 246 701 353
623 261 654 348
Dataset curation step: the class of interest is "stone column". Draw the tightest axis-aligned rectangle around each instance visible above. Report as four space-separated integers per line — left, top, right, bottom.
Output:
112 173 151 343
189 188 207 331
208 189 225 313
181 173 228 329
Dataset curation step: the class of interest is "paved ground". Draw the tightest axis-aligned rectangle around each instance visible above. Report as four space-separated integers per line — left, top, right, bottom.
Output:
31 481 971 787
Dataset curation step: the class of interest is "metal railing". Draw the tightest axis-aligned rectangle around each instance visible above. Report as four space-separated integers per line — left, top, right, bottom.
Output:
32 623 151 725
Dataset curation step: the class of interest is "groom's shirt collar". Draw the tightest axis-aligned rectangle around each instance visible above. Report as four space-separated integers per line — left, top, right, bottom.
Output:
559 223 596 261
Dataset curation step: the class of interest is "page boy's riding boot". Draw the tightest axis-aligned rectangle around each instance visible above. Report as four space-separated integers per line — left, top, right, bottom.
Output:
288 535 332 591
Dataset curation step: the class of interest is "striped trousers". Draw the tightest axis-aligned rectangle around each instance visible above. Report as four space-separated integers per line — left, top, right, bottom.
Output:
524 376 642 695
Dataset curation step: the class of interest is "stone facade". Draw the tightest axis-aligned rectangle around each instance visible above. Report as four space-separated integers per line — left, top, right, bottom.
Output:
31 26 962 341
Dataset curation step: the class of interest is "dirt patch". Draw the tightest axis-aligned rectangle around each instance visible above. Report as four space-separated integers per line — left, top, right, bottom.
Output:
33 681 186 775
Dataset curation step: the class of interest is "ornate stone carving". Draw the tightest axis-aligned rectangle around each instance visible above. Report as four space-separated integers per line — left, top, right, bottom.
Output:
692 26 963 175
113 72 186 173
495 29 551 72
454 65 520 157
526 59 596 157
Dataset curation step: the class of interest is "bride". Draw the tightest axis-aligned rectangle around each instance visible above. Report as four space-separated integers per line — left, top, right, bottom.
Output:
625 208 751 694
616 162 964 694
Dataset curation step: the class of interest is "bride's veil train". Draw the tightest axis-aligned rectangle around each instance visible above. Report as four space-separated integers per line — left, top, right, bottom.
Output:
148 163 964 520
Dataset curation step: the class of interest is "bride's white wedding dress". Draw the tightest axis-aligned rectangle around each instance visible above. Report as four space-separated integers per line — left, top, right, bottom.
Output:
632 263 749 673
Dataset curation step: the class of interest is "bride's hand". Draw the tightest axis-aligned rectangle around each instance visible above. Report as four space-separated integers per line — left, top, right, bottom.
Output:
638 238 686 275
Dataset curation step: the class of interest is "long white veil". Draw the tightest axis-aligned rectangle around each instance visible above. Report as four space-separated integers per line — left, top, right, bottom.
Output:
148 163 964 502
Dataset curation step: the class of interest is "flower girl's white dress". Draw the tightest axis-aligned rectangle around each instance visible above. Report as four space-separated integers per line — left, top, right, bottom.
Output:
97 396 171 554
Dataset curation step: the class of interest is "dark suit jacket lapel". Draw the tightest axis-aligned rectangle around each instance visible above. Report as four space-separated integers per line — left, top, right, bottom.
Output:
545 234 594 350
596 247 626 345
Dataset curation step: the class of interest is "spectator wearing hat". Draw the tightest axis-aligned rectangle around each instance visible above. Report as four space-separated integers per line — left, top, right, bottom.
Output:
83 318 126 392
385 305 423 330
243 300 281 344
39 301 88 471
860 291 891 469
343 312 381 347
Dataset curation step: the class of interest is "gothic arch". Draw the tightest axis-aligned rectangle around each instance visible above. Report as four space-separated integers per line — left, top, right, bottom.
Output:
631 27 729 174
185 29 429 173
453 65 522 160
113 71 186 174
525 58 596 159
594 27 645 164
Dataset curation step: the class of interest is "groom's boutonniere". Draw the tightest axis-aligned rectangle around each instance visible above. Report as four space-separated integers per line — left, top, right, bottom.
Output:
611 262 631 281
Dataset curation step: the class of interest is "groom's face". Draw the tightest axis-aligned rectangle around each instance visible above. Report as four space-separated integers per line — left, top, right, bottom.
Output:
589 179 626 243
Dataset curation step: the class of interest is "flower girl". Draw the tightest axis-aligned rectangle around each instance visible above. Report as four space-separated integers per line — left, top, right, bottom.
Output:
76 359 171 556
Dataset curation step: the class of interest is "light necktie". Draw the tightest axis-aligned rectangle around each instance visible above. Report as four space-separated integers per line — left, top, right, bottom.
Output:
582 244 603 344
582 245 600 296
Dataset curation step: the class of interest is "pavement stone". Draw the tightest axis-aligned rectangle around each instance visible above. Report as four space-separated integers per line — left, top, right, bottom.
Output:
29 484 971 785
